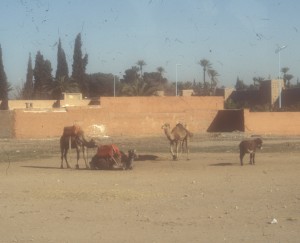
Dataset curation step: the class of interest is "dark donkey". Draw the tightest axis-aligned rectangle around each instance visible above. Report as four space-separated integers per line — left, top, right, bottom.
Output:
239 138 263 166
60 125 97 169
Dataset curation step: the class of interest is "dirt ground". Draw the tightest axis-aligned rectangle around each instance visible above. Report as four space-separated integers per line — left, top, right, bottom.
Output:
0 133 299 243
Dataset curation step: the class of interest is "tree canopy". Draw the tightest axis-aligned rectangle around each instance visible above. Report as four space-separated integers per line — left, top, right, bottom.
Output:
0 44 11 110
72 33 88 97
198 59 212 85
0 45 9 101
235 77 248 90
21 53 34 99
88 73 115 97
33 51 53 99
56 38 69 80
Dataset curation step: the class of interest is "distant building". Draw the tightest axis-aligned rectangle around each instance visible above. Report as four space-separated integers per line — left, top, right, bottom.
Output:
215 87 234 101
218 79 287 109
260 79 284 106
155 90 165 96
181 89 194 96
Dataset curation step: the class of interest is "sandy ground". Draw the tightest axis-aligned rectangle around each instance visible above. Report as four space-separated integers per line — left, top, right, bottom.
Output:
0 133 299 243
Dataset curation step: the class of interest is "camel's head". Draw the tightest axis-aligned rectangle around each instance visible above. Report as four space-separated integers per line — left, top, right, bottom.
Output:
128 149 137 160
87 138 98 148
161 123 170 130
123 149 136 170
176 123 186 128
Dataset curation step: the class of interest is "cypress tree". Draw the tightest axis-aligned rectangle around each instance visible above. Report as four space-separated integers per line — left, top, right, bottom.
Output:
55 38 69 80
0 44 9 109
23 53 34 99
33 51 53 99
72 33 88 97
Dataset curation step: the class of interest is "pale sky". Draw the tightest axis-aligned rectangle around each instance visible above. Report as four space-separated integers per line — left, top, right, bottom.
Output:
1 0 300 88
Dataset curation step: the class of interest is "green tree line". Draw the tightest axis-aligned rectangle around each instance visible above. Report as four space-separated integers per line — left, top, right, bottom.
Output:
0 33 223 110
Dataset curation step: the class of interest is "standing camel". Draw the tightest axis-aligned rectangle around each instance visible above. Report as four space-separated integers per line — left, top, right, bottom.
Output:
60 126 97 169
161 123 193 160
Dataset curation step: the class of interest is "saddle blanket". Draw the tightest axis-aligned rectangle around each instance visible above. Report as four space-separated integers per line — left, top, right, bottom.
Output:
62 125 83 137
97 144 121 158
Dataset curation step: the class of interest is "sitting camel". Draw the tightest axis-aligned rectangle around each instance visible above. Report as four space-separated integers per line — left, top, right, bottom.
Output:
89 146 136 170
161 123 193 160
60 125 97 169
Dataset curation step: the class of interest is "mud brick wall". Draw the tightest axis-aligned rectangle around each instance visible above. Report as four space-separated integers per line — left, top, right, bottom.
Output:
7 97 223 139
99 96 222 112
244 109 300 135
2 97 300 138
0 110 14 138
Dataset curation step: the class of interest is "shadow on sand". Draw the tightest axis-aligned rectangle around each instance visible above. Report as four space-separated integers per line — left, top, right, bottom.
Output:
135 154 160 161
209 162 236 166
21 165 90 170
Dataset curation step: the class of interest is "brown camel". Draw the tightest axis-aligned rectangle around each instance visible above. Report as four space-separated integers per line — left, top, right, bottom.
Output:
161 123 193 160
89 149 136 170
60 125 97 169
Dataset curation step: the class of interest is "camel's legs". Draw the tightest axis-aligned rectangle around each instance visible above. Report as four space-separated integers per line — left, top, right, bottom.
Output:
186 139 189 160
60 152 64 169
178 139 186 159
61 148 71 168
179 140 184 156
175 142 179 160
75 147 80 169
180 137 190 160
60 149 64 168
170 142 177 160
82 147 90 169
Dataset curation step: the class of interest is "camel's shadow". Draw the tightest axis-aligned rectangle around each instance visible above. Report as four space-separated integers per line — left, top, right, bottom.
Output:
135 154 160 161
22 165 60 170
21 165 90 170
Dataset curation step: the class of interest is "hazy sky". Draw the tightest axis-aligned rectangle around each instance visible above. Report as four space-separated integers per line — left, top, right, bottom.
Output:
1 0 300 88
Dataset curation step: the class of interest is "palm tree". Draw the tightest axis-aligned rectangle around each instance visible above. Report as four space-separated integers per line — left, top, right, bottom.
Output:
198 59 212 86
281 67 289 75
157 66 165 76
136 60 146 77
157 66 165 83
281 67 289 86
284 74 294 87
207 69 219 95
120 78 158 96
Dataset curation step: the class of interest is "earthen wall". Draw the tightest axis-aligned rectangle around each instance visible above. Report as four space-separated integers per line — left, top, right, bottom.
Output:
6 97 223 139
244 109 300 135
2 97 300 138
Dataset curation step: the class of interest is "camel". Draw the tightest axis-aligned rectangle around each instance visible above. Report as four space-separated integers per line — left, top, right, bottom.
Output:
161 123 193 160
60 125 97 169
89 148 136 170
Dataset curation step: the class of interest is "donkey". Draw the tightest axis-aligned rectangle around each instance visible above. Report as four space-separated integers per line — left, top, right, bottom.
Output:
239 138 263 166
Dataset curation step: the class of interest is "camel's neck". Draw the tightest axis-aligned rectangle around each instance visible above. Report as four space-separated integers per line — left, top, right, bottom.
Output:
85 140 95 148
77 135 94 148
164 128 175 142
